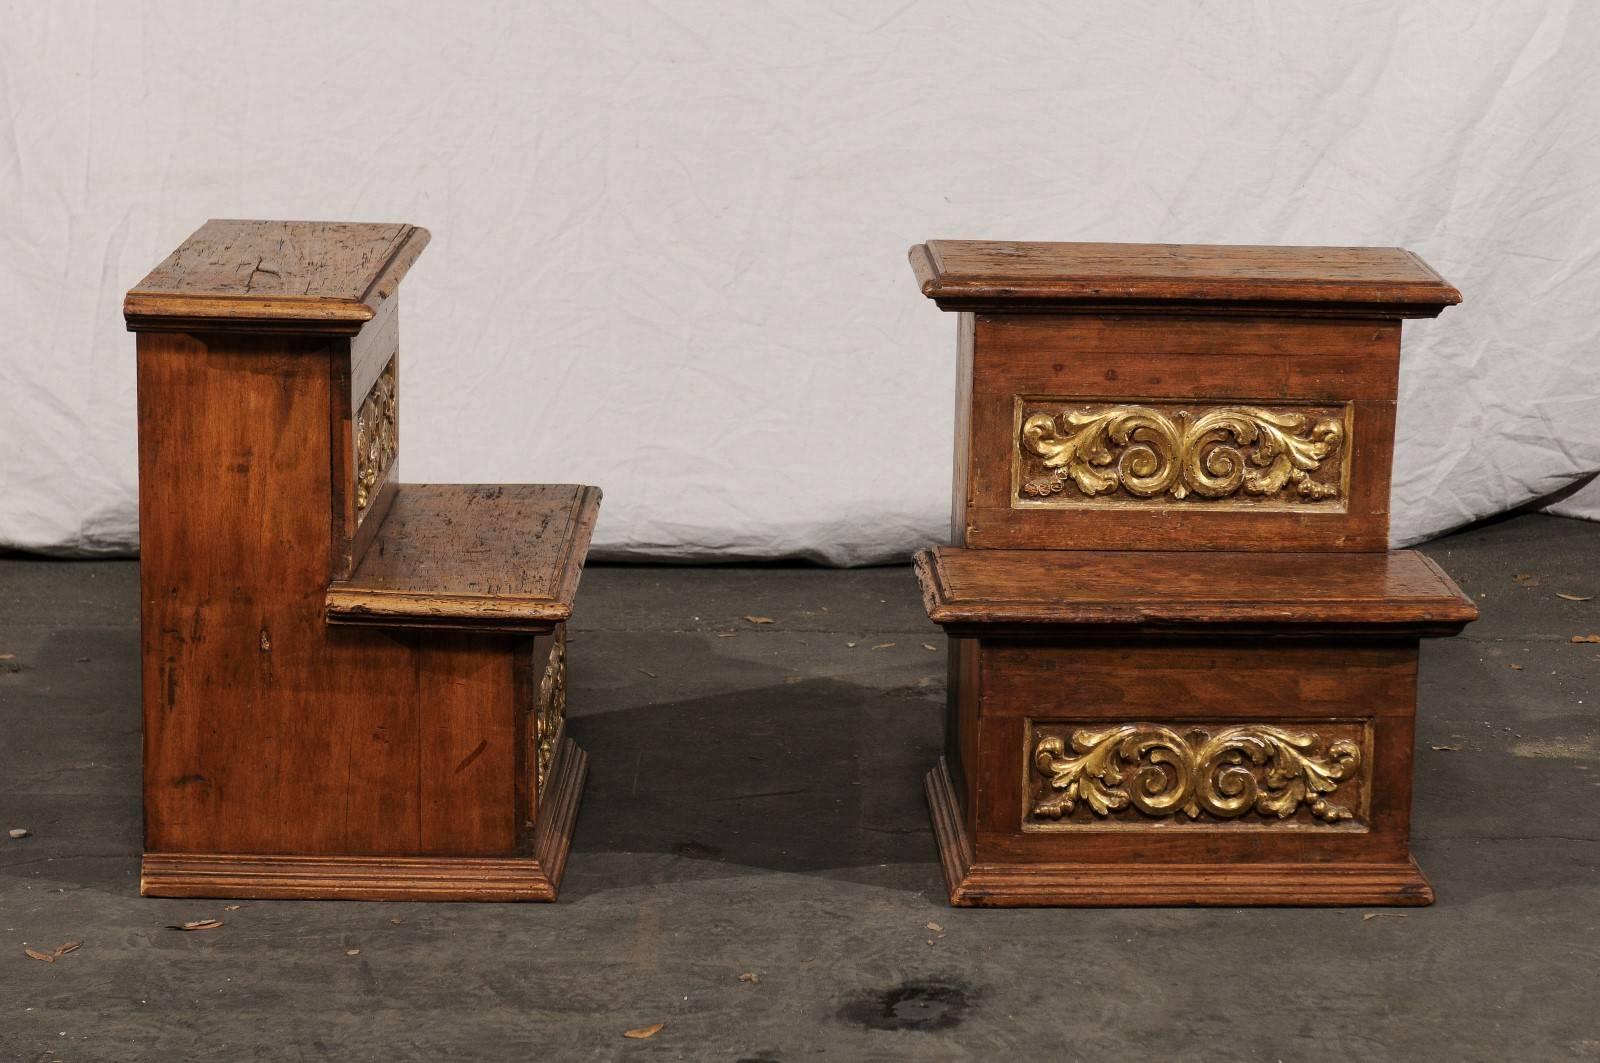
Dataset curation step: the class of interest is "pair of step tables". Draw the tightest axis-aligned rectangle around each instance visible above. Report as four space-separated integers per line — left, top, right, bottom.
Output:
125 221 1476 907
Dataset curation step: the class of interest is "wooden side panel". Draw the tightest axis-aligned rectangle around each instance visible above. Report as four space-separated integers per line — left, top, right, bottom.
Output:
416 634 519 854
331 296 400 579
515 630 558 838
137 332 517 857
950 312 975 545
944 637 980 842
960 314 1400 551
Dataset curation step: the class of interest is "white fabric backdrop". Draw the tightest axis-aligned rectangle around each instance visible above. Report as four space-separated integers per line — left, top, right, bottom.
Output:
3 0 1597 564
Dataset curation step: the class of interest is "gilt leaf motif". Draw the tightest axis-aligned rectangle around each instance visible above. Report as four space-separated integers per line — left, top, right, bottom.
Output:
1030 723 1363 826
1018 402 1345 505
535 631 567 795
354 357 398 521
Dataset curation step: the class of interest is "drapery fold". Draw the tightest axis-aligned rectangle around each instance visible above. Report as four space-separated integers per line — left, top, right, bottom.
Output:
2 0 1595 564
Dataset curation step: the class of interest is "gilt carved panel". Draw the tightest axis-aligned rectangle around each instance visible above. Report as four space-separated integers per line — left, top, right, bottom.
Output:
535 630 567 795
1012 398 1350 510
354 356 398 523
1023 720 1371 832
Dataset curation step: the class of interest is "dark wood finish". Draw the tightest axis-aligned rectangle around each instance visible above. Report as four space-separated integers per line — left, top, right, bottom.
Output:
126 219 429 334
917 546 1476 635
910 239 1474 907
911 240 1460 316
974 642 1418 854
129 220 594 901
927 761 1432 907
957 313 1401 551
326 484 600 633
140 735 587 901
978 639 1418 718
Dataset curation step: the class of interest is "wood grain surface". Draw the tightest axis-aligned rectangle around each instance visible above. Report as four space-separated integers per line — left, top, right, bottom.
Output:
956 313 1402 551
917 546 1478 633
325 484 601 633
911 240 1460 315
140 736 587 901
125 219 429 334
136 332 527 858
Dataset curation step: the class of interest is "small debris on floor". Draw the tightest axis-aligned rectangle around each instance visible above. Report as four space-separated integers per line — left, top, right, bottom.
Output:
25 941 81 963
925 922 943 932
346 948 360 956
1431 745 1462 751
167 919 223 932
223 905 242 912
638 668 657 678
742 615 775 625
623 1022 665 1039
922 643 938 651
738 971 760 984
1362 912 1409 922
1571 634 1600 644
871 643 895 650
1507 663 1523 670
1557 592 1593 601
8 828 30 839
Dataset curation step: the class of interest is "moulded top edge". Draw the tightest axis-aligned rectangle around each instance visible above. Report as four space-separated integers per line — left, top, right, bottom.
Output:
125 219 430 332
910 240 1461 315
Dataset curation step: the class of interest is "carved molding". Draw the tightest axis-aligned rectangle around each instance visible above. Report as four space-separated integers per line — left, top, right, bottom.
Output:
1015 400 1347 508
536 631 567 796
1027 722 1366 829
354 357 398 521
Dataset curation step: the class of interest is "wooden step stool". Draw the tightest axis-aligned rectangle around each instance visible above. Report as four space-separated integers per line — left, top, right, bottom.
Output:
126 220 596 901
908 241 1479 906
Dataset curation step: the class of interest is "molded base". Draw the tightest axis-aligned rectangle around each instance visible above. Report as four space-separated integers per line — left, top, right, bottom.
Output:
925 758 1433 908
142 737 588 902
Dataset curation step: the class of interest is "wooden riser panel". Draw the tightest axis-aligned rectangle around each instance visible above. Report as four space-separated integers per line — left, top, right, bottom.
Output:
137 332 523 857
954 313 1401 551
944 638 1421 867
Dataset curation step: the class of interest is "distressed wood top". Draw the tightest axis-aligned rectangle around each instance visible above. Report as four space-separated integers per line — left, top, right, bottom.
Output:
916 546 1477 635
326 484 601 633
909 241 1460 316
125 219 430 334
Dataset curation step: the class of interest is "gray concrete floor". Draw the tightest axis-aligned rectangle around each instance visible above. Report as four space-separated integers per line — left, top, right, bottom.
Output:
0 513 1597 1061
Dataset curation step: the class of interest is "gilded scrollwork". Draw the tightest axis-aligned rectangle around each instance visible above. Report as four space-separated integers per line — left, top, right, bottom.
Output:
354 357 398 520
535 631 567 795
1029 723 1363 826
1017 401 1345 506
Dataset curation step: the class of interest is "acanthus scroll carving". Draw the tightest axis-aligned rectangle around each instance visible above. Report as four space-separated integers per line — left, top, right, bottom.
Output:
354 357 398 521
535 631 567 795
1017 401 1346 506
1029 723 1364 827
